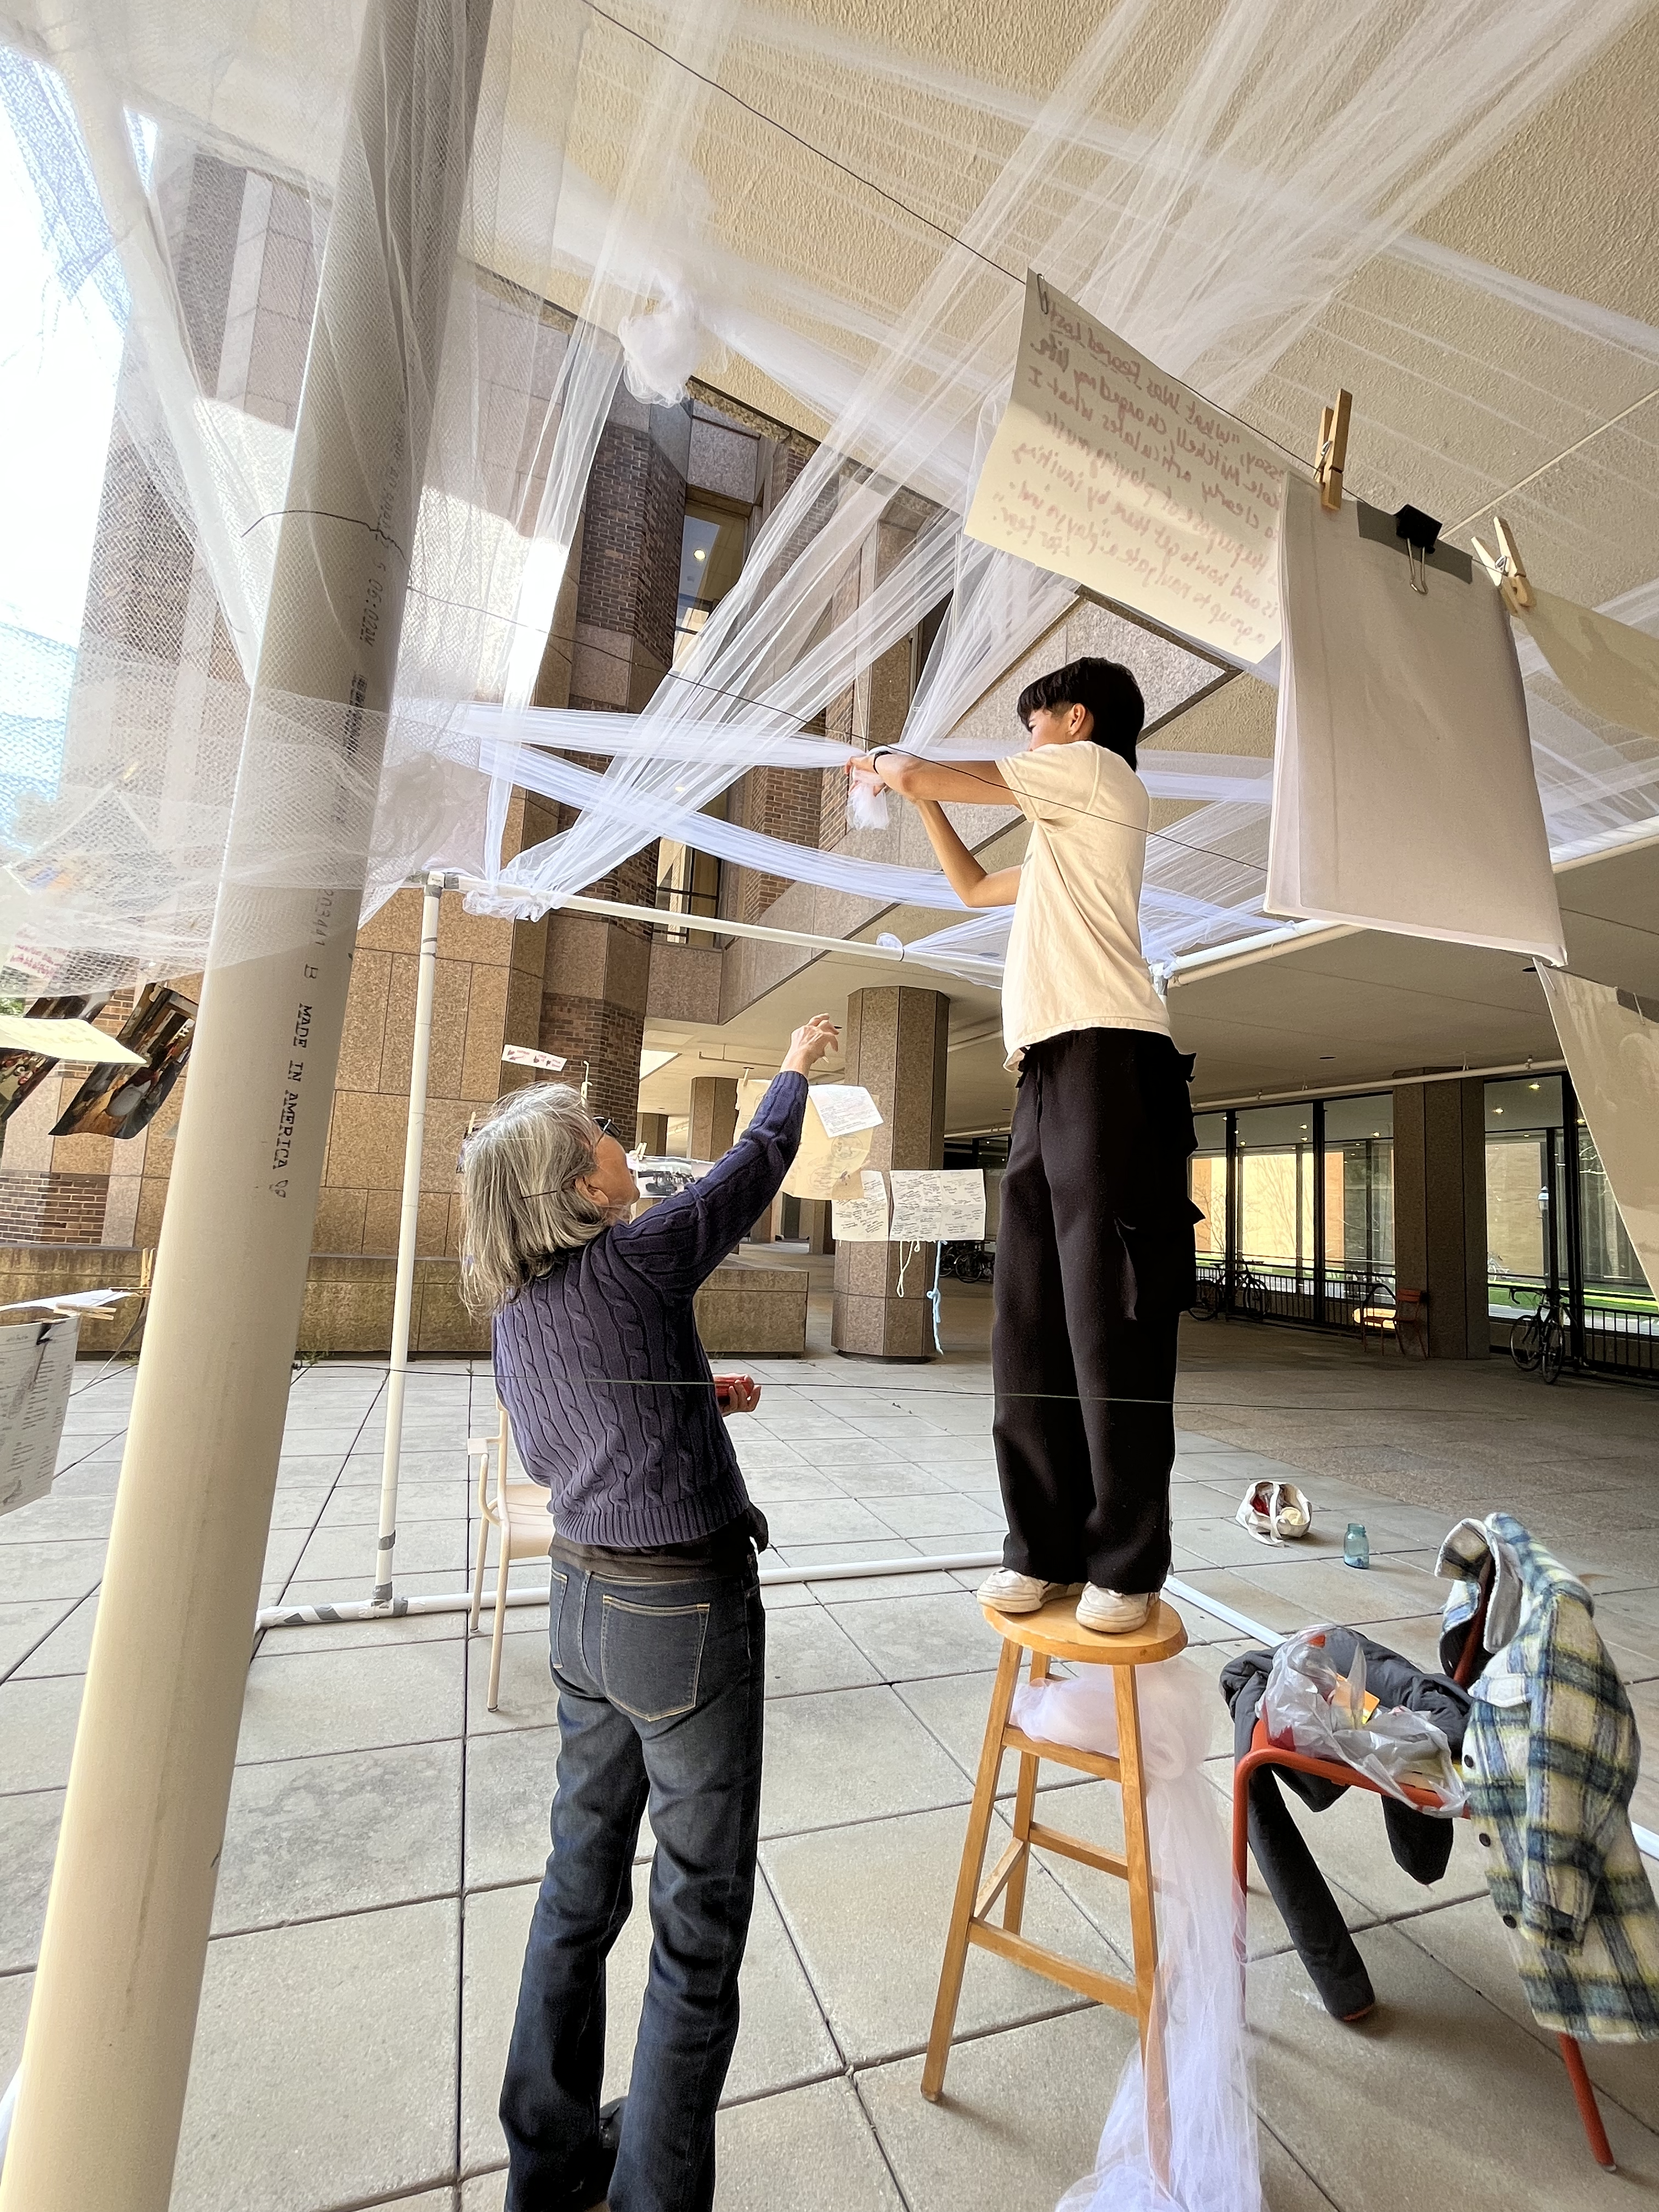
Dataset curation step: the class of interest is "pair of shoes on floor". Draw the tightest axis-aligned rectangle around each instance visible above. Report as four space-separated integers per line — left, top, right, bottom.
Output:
569 2096 625 2211
975 1569 1154 1635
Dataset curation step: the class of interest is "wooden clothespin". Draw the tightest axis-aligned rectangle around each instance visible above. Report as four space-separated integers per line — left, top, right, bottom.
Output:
1470 514 1535 615
1315 389 1351 512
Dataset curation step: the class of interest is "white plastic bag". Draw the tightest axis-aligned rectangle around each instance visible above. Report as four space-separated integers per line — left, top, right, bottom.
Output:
1261 1626 1465 1813
845 769 890 832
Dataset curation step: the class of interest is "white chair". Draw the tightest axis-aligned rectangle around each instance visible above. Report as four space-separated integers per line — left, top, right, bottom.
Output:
467 1404 554 1711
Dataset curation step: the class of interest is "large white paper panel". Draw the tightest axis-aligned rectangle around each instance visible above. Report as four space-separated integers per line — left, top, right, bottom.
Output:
781 1084 884 1200
0 1316 79 1517
831 1169 890 1243
1268 476 1565 965
1539 969 1659 1299
888 1170 988 1243
1522 590 1659 743
966 272 1285 662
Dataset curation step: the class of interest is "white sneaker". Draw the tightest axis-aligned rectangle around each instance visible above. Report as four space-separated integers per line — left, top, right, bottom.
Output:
977 1569 1079 1615
1075 1585 1154 1634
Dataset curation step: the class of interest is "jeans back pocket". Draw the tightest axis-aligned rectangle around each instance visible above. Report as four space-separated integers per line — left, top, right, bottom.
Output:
599 1595 710 1722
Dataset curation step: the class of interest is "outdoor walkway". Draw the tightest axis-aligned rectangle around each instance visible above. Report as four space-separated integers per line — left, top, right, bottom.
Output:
2 1290 1656 2210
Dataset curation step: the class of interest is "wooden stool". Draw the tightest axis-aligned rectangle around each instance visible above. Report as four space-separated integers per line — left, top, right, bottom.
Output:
922 1594 1188 2170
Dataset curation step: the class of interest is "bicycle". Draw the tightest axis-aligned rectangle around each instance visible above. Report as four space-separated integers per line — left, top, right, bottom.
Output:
1187 1271 1223 1320
941 1242 994 1284
1511 1289 1568 1384
1187 1266 1267 1321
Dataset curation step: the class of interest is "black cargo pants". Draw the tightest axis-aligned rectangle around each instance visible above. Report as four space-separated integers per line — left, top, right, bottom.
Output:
991 1026 1198 1595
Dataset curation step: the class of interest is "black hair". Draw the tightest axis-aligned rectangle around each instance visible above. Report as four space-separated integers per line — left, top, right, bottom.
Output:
1017 656 1144 770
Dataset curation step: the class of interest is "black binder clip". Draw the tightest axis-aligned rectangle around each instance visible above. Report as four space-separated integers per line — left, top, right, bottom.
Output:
1393 504 1441 595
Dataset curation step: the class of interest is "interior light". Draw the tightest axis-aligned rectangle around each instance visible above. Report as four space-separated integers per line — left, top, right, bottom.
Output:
1528 1081 1539 1091
693 547 706 561
1494 1106 1503 1114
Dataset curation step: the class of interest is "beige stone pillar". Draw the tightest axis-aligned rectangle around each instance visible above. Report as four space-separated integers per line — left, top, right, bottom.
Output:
1392 1077 1489 1358
832 986 949 1360
637 1111 670 1155
688 1076 738 1160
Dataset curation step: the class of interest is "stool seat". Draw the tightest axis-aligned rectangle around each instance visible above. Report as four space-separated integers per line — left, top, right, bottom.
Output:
980 1592 1188 1668
924 1593 1187 2186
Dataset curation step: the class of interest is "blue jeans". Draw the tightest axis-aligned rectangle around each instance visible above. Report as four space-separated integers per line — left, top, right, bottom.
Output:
499 1558 766 2212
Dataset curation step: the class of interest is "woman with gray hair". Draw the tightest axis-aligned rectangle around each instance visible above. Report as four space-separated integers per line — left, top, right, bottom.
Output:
462 1014 838 2212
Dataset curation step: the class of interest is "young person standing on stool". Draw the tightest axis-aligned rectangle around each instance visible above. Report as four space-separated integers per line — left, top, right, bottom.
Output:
850 657 1198 1635
460 1011 839 2212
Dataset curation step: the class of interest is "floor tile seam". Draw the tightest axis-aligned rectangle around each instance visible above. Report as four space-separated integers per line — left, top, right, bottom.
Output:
227 1728 470 1773
712 2058 848 2112
1251 2111 1343 2209
847 2064 922 2212
845 1990 1098 2078
277 2177 461 2212
205 1886 464 1946
0 1585 99 1688
0 1526 118 1548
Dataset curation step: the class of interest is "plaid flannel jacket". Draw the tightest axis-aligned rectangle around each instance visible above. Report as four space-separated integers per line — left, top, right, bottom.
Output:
1441 1514 1659 2043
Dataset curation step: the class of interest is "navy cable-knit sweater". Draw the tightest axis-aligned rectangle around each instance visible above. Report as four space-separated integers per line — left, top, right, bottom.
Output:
491 1070 807 1548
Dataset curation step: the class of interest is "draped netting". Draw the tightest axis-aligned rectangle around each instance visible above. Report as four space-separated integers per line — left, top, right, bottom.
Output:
2 0 1658 994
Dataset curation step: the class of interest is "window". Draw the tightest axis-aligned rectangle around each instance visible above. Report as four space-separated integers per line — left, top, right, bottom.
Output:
1190 1112 1227 1261
675 499 748 667
1322 1093 1393 1285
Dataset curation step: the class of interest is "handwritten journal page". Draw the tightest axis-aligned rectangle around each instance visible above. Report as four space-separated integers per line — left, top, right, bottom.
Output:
966 273 1285 663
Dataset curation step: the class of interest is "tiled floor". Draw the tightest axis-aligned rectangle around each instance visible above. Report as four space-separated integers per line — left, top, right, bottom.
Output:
2 1279 1657 2209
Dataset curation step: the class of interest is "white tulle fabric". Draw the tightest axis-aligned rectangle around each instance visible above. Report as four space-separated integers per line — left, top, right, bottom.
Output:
1012 1657 1262 2212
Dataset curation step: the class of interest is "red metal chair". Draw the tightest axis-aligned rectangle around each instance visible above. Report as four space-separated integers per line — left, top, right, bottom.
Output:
1231 1559 1616 2169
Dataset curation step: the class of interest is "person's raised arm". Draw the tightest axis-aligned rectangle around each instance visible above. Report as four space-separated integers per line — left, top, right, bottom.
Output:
847 749 1012 806
613 1016 839 1291
911 799 1020 909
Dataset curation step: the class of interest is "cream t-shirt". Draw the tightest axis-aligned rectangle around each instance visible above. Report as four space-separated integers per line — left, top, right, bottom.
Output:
998 742 1169 1069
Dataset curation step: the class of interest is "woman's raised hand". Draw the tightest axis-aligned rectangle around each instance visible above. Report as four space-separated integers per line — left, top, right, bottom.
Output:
783 1014 840 1075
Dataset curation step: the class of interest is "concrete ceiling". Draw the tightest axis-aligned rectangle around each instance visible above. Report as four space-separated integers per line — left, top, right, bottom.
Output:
606 2 1659 1137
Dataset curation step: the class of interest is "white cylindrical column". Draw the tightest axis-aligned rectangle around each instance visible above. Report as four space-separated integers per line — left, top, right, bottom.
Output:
0 0 491 2203
372 870 444 1602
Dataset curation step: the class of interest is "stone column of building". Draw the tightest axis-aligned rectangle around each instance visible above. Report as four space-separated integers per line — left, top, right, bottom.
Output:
637 1112 670 1154
1392 1078 1490 1358
832 985 949 1359
687 1076 738 1160
535 393 691 1144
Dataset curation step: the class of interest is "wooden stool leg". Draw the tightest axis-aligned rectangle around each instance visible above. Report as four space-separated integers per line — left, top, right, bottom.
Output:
1115 1664 1170 2191
921 1636 1022 2102
1003 1650 1048 1932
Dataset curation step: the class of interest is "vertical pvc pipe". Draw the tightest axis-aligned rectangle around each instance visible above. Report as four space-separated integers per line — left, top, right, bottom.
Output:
0 3 490 2204
373 871 444 1603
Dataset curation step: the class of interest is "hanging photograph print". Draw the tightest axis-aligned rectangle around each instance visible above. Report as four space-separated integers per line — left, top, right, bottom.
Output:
966 273 1285 663
0 994 109 1130
51 984 198 1141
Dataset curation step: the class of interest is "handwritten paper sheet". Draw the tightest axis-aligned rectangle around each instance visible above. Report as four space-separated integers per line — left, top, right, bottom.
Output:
831 1169 891 1243
0 1315 78 1518
966 273 1285 662
782 1085 884 1201
889 1170 988 1243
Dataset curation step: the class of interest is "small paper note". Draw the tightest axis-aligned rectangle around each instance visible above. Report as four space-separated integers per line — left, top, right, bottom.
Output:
804 1085 883 1139
501 1043 566 1070
966 272 1285 662
889 1170 988 1243
783 1084 884 1201
831 1169 891 1243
